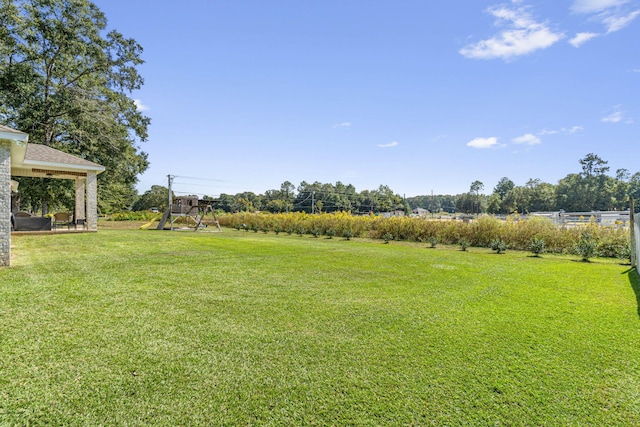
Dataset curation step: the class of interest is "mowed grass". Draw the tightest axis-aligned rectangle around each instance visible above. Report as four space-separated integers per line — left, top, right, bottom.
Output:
1 229 639 426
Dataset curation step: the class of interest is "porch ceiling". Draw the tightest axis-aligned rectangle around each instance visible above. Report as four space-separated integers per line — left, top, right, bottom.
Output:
11 142 105 179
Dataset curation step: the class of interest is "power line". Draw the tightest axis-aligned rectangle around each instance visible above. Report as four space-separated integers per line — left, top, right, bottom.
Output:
172 175 226 182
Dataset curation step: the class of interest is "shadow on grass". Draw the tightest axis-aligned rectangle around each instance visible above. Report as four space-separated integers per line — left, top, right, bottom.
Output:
625 267 640 318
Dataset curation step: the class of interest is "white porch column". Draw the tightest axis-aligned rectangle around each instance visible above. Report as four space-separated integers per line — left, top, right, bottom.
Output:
86 171 98 231
0 140 11 266
75 177 86 226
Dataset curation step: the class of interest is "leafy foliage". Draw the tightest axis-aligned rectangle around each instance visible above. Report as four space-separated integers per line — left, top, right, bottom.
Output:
107 211 158 221
132 185 171 212
575 231 597 262
217 212 629 258
490 239 507 254
1 0 149 213
459 238 471 251
529 237 546 256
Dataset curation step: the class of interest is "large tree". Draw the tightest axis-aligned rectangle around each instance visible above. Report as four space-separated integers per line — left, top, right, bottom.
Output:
490 177 515 214
525 179 556 212
131 185 171 212
0 0 149 213
556 154 615 212
469 180 484 215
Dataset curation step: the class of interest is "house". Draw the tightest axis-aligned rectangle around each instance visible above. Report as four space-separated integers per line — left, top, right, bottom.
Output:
381 210 406 218
412 208 429 217
1 125 105 266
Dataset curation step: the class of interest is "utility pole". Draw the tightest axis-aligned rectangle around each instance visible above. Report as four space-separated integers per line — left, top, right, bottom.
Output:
167 174 174 208
157 174 174 231
311 190 315 214
431 189 434 218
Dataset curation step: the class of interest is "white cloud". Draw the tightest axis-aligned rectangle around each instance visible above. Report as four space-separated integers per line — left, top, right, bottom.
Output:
571 0 629 14
378 141 399 148
565 126 584 134
467 137 499 149
512 133 541 145
571 0 639 34
602 112 623 123
602 106 624 123
134 99 149 111
539 126 584 135
569 32 599 47
332 122 351 129
460 5 564 60
603 10 640 32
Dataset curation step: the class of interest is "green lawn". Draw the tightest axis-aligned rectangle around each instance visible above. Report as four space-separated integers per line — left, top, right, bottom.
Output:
2 229 639 425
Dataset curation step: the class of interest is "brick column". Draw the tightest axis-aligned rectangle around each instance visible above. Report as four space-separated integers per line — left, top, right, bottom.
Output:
0 140 11 266
75 177 86 227
86 171 98 231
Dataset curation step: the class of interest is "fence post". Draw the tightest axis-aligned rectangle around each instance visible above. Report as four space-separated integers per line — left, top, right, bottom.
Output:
631 197 637 268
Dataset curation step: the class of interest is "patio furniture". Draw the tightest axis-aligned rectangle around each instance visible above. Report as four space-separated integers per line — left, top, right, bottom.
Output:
53 212 73 230
13 215 52 231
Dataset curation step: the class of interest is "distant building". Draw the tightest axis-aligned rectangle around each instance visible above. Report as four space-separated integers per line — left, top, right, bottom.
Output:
381 210 406 218
412 208 428 217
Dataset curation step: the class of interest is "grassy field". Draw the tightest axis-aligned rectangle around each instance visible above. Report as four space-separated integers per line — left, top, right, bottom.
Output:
1 228 639 425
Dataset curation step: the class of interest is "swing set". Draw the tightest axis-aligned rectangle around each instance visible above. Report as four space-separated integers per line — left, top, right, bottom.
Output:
156 195 222 232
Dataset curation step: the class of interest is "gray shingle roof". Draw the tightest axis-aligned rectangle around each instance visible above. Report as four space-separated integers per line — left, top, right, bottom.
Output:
24 143 104 169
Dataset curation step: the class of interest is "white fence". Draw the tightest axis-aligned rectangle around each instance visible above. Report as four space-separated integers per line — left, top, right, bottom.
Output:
632 202 639 268
531 211 631 227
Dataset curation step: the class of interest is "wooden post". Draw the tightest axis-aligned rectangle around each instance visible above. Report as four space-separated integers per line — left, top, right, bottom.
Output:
631 197 637 268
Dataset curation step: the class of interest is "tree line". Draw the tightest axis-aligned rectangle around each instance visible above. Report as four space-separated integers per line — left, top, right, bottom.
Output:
451 153 639 214
133 182 411 215
134 154 640 215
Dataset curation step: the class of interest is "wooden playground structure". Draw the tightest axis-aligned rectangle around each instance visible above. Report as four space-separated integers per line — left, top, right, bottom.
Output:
157 195 222 232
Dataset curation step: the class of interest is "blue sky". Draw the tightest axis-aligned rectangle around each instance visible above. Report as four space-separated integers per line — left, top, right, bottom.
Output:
93 0 639 197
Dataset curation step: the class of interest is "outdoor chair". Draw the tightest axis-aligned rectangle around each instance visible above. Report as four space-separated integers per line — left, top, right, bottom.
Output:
53 212 73 230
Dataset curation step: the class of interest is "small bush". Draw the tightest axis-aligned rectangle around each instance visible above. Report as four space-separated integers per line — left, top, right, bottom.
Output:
575 231 597 261
382 232 393 244
459 239 471 251
427 236 439 248
490 239 507 254
617 242 632 264
108 211 159 221
529 237 546 256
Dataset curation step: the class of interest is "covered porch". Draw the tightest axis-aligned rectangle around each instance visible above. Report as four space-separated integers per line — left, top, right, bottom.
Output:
1 124 105 266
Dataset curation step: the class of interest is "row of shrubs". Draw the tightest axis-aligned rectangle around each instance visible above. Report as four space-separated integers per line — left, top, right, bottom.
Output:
106 211 160 221
217 212 631 260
